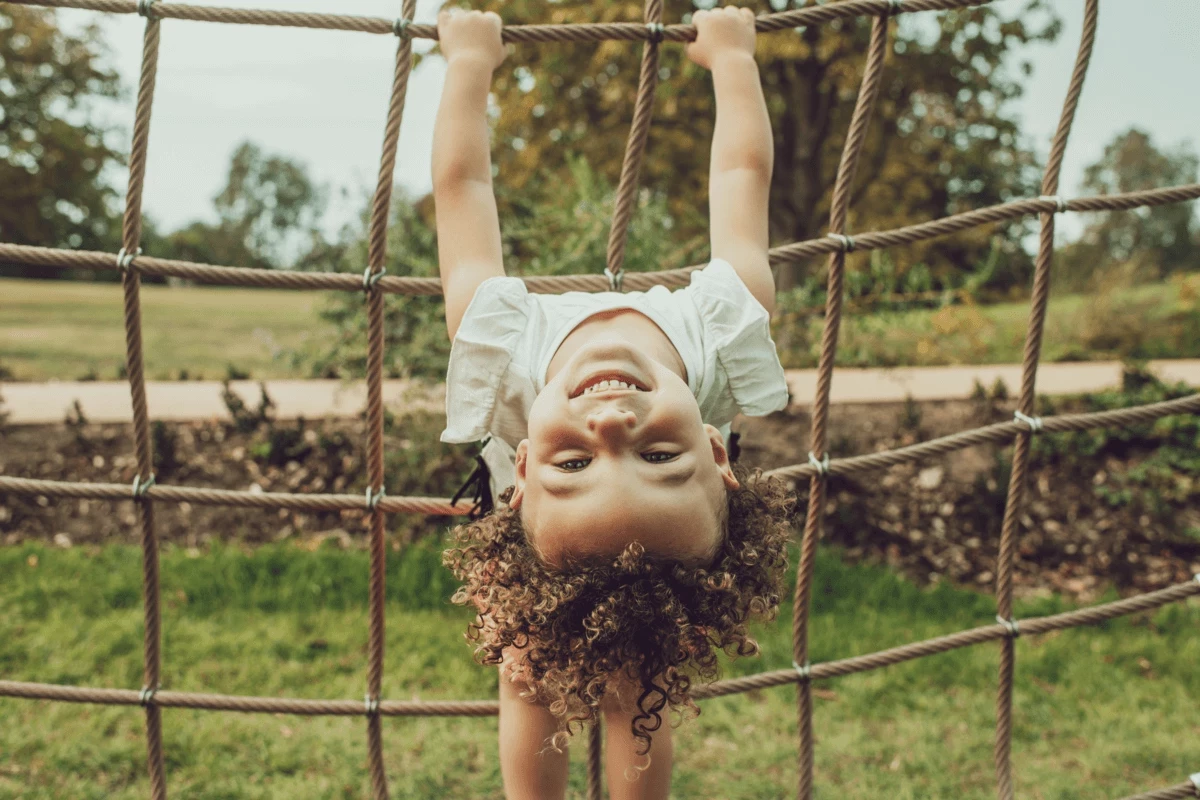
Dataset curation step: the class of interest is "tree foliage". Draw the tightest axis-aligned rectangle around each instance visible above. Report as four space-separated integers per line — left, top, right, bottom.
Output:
1057 128 1198 290
0 7 124 276
463 0 1060 290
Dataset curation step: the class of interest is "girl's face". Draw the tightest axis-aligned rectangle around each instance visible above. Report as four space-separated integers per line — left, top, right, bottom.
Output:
510 338 739 568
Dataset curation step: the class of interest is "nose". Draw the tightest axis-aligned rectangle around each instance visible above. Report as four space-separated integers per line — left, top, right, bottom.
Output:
586 407 637 445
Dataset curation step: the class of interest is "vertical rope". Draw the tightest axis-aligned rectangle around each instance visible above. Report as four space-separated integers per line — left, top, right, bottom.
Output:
791 15 890 800
993 2 1098 797
586 720 603 800
121 5 166 799
363 2 417 796
604 0 663 285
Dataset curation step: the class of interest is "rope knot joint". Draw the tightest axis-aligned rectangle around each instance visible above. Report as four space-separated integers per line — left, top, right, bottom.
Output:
393 17 412 38
604 266 624 293
887 0 904 14
364 694 380 716
792 660 811 681
1014 410 1043 434
116 247 143 272
138 685 159 706
131 473 156 499
363 266 386 292
996 615 1020 638
807 451 830 477
645 22 665 43
828 233 856 253
1039 195 1068 214
365 486 386 512
136 0 157 19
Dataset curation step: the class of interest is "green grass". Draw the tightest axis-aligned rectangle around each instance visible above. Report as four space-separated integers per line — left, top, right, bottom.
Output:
0 278 330 381
4 274 1200 381
1 541 1197 799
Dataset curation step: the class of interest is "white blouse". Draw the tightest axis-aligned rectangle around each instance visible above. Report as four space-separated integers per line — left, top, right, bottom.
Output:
441 258 790 497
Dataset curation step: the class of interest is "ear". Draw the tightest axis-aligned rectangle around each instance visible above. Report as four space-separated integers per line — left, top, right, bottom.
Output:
704 424 740 490
509 440 529 509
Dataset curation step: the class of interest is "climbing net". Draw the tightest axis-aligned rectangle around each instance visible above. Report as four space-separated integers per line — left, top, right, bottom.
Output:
1 0 1199 797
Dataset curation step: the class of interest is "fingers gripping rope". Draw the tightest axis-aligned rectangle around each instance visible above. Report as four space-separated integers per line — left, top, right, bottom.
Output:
1014 410 1044 433
996 615 1020 638
808 451 830 477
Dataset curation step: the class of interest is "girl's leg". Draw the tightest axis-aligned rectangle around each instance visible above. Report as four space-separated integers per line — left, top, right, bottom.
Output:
498 661 569 800
602 699 673 800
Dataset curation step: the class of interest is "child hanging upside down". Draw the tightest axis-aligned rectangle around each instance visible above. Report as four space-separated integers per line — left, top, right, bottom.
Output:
432 6 795 798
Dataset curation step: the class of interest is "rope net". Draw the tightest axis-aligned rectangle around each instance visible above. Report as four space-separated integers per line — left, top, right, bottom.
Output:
1 0 1198 798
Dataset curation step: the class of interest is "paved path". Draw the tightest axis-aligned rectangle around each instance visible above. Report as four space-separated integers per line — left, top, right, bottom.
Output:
2 360 1198 425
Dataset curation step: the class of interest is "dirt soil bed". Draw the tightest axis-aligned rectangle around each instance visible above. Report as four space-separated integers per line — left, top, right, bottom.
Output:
2 396 1198 603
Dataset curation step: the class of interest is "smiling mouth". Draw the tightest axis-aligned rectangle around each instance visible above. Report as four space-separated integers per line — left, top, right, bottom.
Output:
570 372 651 399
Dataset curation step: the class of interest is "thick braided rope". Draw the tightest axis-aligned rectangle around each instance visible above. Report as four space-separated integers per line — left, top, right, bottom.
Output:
2 577 1195 711
2 183 1195 294
116 7 168 798
603 0 662 286
587 721 603 800
993 3 1099 797
1119 782 1200 800
6 0 995 40
361 3 417 793
792 15 890 799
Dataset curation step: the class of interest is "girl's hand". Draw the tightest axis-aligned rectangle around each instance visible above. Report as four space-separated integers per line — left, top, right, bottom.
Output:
685 5 757 71
438 8 506 71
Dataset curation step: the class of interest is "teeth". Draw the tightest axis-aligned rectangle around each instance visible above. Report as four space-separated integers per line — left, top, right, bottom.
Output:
583 379 639 395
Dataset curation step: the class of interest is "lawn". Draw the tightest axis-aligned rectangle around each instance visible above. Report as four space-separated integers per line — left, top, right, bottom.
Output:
2 274 1199 381
1 540 1196 799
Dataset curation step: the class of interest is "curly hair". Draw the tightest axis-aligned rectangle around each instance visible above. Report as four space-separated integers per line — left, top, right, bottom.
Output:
442 464 794 755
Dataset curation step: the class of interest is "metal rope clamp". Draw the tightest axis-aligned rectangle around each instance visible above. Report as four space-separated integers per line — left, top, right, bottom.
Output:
792 660 811 682
364 694 380 716
604 266 624 293
807 451 830 477
116 247 143 272
1038 195 1068 214
363 266 386 292
887 0 904 15
645 22 665 43
365 486 386 512
393 17 412 39
828 233 856 253
131 473 156 499
136 0 157 19
996 615 1020 638
1013 410 1043 434
138 684 160 706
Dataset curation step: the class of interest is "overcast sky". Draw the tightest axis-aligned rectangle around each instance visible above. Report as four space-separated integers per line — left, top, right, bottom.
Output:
58 0 1200 244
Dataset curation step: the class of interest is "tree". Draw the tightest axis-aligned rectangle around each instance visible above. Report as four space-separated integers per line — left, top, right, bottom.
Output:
151 141 329 270
457 0 1059 291
0 6 124 277
1057 128 1197 289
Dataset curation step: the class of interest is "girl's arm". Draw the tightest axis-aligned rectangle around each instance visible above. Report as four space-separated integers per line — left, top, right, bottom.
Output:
432 9 507 340
687 6 776 314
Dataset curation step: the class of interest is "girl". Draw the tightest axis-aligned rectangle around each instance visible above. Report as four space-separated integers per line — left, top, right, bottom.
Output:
433 6 795 798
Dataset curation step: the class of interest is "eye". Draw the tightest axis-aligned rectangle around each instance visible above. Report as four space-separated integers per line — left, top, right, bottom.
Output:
642 452 678 463
556 457 592 472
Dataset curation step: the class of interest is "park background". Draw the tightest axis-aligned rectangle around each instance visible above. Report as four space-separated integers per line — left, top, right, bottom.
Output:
1 0 1199 797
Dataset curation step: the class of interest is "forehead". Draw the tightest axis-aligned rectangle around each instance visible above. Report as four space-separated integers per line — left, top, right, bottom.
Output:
525 478 723 567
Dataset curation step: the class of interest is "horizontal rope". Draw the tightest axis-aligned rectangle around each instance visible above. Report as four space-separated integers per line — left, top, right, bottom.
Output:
1 183 1195 296
10 0 993 41
0 476 468 516
3 393 1195 511
1 577 1194 714
1118 782 1200 800
768 392 1200 479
